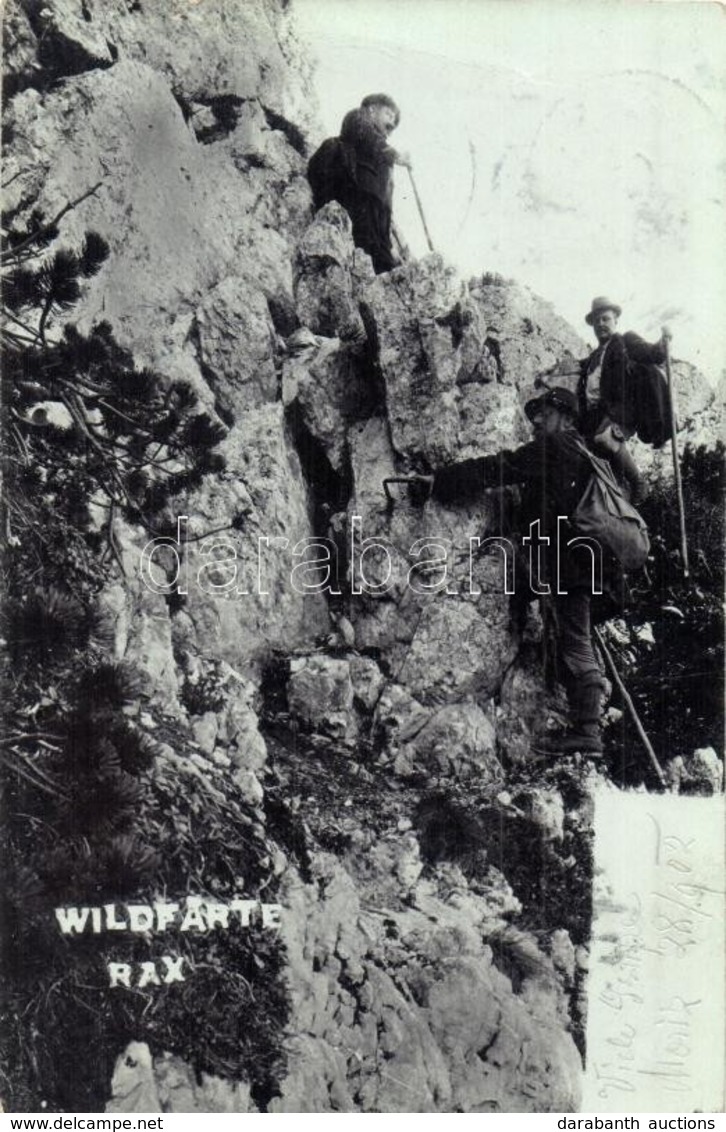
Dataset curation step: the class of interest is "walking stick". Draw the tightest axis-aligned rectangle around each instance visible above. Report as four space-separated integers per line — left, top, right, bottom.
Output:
407 168 435 254
662 328 689 578
391 222 411 263
594 627 667 788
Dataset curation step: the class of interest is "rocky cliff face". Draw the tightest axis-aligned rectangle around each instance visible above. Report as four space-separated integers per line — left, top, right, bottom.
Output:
2 0 716 1115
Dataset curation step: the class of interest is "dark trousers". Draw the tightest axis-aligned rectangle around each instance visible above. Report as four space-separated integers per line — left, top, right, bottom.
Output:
345 193 396 273
553 589 601 689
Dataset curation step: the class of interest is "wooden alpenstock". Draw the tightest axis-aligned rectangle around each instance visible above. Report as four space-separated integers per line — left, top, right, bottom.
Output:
662 329 690 578
407 168 435 254
594 627 667 789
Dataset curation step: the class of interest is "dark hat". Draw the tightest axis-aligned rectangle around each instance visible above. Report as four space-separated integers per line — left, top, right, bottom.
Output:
361 92 400 126
585 296 622 325
524 386 579 422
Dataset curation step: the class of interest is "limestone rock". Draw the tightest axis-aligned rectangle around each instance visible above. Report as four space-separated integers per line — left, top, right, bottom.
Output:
467 274 587 390
402 701 501 783
191 711 218 755
345 417 518 702
349 655 386 711
195 280 278 415
108 516 179 706
152 1052 257 1113
294 203 370 335
670 359 715 424
274 852 582 1113
346 833 424 898
497 648 555 763
3 50 310 405
666 746 724 795
549 929 577 984
375 682 432 748
2 2 41 96
231 768 265 807
361 257 530 465
523 787 566 842
107 1042 161 1114
174 403 328 676
7 0 315 122
223 681 268 774
282 330 371 472
287 655 357 741
454 382 531 461
395 596 517 706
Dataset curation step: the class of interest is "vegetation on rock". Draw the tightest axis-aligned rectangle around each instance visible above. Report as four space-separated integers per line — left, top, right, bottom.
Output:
604 442 725 785
0 198 290 1112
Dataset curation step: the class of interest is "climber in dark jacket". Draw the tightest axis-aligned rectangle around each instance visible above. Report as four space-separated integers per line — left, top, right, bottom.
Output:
335 94 411 273
432 387 606 756
578 296 670 505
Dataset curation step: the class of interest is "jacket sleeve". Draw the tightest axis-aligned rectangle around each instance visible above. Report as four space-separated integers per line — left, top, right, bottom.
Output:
432 442 542 503
340 109 397 166
600 332 666 429
623 331 666 366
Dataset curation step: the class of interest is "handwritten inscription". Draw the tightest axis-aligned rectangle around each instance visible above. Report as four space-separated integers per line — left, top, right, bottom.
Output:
584 792 724 1112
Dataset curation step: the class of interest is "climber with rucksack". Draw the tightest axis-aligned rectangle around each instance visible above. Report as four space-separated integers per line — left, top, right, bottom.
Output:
578 296 673 506
307 93 411 274
429 387 642 756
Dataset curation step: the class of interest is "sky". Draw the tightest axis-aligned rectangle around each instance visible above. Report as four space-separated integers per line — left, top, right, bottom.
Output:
294 0 726 383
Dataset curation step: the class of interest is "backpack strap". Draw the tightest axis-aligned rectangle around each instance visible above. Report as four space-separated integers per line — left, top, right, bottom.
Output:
568 434 626 496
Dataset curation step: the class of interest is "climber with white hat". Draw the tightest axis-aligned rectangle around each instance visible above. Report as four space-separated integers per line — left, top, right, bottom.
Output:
578 296 672 505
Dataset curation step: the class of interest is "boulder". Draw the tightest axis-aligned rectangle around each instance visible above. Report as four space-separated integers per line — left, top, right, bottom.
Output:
282 330 370 473
401 702 501 783
287 656 357 741
666 746 724 795
522 787 566 842
467 274 587 390
294 203 372 336
349 655 386 711
152 1051 257 1113
107 1043 160 1114
395 594 517 706
361 258 530 464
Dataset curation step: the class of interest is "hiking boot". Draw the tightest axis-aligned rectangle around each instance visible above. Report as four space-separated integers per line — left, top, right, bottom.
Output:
534 727 604 757
534 679 604 757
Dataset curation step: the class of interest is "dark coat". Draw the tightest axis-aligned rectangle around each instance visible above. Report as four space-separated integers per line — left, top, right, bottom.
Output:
578 331 666 439
432 429 597 591
340 108 397 206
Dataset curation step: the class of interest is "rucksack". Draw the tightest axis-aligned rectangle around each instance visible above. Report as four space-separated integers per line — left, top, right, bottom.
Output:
630 359 674 448
571 438 651 570
307 137 356 210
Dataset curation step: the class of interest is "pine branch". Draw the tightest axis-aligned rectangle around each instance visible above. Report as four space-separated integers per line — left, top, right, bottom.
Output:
2 308 42 341
4 182 104 261
37 289 55 345
0 748 69 800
